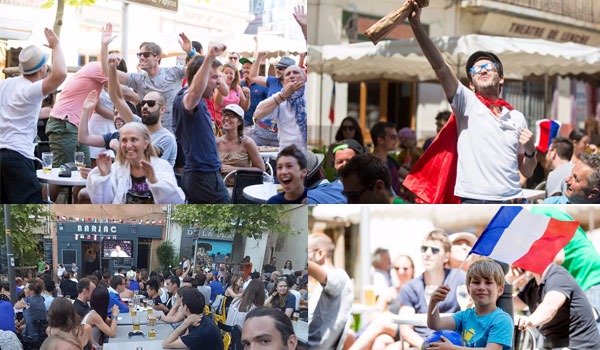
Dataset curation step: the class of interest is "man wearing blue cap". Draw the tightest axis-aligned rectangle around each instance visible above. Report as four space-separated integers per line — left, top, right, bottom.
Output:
0 28 66 203
240 57 268 129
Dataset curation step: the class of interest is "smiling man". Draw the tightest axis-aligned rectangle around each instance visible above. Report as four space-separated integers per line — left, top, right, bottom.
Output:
408 0 536 203
267 145 307 204
339 154 404 204
543 153 600 204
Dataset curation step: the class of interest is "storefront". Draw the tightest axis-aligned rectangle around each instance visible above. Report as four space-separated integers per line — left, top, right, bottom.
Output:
180 226 234 271
54 221 163 276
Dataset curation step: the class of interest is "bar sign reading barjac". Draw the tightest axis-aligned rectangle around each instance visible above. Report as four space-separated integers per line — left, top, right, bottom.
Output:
127 0 178 12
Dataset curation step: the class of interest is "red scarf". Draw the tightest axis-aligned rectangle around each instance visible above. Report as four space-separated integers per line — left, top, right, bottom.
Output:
404 94 514 204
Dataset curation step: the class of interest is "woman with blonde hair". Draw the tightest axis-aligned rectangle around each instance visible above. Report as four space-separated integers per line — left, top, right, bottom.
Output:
225 279 265 328
214 62 249 130
87 122 185 204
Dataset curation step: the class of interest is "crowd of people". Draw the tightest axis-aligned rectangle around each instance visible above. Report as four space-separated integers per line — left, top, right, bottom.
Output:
309 215 600 349
1 5 307 204
0 253 309 349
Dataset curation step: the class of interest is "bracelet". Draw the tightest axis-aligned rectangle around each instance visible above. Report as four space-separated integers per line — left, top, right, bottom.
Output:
524 149 536 159
274 94 282 105
188 48 196 58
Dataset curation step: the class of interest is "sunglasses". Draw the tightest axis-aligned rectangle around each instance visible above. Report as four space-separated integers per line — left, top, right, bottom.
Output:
342 125 355 131
141 100 162 108
136 52 157 59
469 62 497 75
420 245 441 254
275 66 286 71
228 56 238 60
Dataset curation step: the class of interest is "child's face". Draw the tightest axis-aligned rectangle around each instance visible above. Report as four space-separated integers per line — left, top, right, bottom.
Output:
276 155 307 193
467 274 504 307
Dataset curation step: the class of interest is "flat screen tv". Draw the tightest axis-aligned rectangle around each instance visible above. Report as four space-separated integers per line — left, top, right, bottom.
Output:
102 239 133 258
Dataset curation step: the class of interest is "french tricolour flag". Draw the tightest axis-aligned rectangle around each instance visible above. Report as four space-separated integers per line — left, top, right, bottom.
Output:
535 119 561 153
470 207 578 274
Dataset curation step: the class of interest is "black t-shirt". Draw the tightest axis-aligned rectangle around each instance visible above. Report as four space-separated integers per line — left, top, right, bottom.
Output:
60 280 78 299
73 299 90 319
126 175 154 204
517 264 600 349
180 314 223 350
263 264 277 274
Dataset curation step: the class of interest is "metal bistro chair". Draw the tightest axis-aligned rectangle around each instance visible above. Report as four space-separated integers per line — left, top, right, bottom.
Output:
223 169 266 204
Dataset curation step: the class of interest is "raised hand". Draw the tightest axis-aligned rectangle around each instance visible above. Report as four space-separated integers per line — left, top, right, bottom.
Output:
43 28 60 49
101 23 118 46
430 285 450 305
108 54 121 68
519 128 535 154
207 42 227 58
292 5 307 28
139 159 157 184
280 80 305 99
178 32 192 53
96 152 112 177
83 90 99 110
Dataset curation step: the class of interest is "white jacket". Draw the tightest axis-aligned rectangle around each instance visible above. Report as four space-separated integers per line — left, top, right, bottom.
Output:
87 157 185 204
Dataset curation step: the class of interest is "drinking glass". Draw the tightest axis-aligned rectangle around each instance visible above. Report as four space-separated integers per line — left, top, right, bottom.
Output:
74 151 85 170
132 314 140 331
363 286 376 306
147 326 156 339
262 174 275 196
42 152 53 174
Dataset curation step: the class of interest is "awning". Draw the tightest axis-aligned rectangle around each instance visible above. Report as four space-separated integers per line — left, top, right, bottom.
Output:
308 34 600 82
0 17 32 40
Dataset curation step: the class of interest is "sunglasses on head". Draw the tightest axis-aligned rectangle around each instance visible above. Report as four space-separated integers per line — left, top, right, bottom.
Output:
137 52 157 59
420 245 441 254
469 62 497 75
141 100 162 108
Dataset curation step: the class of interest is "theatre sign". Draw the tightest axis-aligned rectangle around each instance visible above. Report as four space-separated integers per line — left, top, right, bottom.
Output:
127 0 177 12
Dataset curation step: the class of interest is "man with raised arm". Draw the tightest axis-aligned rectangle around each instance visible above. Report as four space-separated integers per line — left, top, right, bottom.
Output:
0 28 67 203
407 0 536 203
172 43 230 203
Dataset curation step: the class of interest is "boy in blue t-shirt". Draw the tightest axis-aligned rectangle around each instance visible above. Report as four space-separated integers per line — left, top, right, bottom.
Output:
426 258 513 349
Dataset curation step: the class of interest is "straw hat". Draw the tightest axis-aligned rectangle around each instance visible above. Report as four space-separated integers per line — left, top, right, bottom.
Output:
18 45 48 75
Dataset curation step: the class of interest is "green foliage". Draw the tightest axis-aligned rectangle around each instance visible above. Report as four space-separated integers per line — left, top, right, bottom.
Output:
0 205 52 266
172 205 298 239
156 240 178 270
41 0 96 8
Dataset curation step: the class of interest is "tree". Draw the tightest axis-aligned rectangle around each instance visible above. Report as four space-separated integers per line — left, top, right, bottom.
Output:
0 205 52 267
41 0 97 37
156 240 178 272
172 205 302 271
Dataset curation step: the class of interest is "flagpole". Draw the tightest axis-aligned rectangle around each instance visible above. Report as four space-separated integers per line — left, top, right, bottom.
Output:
431 253 471 315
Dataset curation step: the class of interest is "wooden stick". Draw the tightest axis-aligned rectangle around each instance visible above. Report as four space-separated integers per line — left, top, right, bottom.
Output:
364 0 430 45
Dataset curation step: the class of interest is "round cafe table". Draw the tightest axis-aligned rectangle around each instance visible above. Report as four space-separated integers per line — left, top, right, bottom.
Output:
37 168 86 203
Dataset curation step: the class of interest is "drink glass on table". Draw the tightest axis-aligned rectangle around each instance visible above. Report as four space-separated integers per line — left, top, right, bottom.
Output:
74 151 85 170
262 174 275 197
132 315 140 331
130 304 137 317
292 312 299 323
363 286 376 306
42 152 53 174
148 315 156 327
148 326 156 339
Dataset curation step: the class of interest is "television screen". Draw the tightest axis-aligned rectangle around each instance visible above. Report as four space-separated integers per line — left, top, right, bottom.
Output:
102 239 133 258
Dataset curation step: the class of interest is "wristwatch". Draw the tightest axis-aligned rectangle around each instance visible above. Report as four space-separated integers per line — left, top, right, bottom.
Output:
524 149 536 159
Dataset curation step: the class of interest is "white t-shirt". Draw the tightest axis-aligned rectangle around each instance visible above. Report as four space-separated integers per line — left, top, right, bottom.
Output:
452 84 527 200
271 92 306 154
0 76 44 158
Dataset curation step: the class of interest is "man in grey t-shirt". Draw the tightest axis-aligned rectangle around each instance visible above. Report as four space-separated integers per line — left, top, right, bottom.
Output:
545 136 574 197
308 233 353 350
140 91 177 167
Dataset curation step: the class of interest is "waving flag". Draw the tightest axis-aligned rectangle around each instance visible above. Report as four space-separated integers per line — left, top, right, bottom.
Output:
535 119 561 153
329 85 336 124
470 206 579 274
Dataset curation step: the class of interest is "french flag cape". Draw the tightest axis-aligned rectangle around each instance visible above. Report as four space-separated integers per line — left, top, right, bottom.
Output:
470 206 579 275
